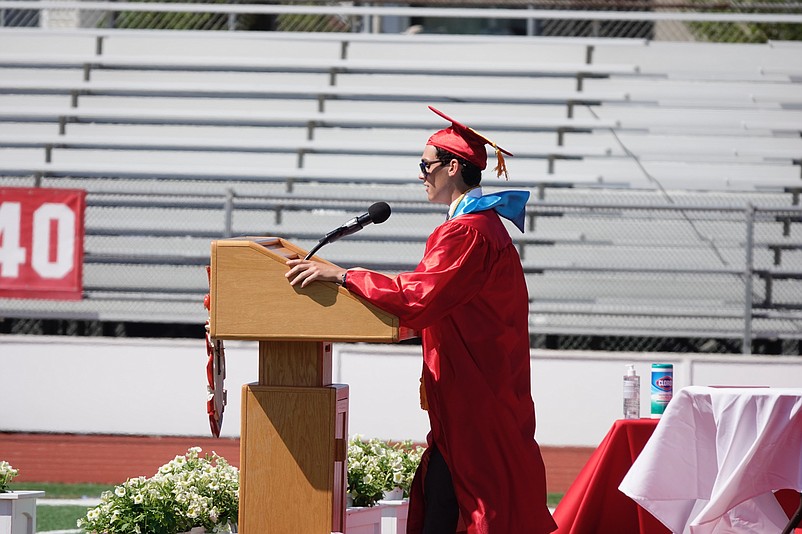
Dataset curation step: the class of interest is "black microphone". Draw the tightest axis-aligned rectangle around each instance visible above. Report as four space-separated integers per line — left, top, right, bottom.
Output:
304 202 391 260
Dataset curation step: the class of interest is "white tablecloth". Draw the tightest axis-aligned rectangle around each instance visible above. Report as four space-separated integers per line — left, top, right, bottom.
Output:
619 386 802 534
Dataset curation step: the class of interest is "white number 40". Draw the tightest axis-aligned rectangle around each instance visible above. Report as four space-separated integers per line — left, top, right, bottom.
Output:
0 201 76 279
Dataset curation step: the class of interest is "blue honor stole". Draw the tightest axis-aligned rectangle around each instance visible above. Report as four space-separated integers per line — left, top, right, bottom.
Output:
450 190 530 233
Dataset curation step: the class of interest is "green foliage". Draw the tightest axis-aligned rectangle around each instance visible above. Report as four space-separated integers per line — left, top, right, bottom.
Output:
275 13 350 32
109 10 227 31
103 0 231 30
688 20 802 43
97 0 353 32
687 0 802 43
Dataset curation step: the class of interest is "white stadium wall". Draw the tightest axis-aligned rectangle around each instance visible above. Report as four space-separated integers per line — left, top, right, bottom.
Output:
1 335 800 447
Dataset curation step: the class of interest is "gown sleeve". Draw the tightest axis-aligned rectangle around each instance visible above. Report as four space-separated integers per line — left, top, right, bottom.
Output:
345 220 493 331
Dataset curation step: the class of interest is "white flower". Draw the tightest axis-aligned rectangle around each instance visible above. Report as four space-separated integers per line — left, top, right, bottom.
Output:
80 447 239 533
0 461 19 492
347 437 423 507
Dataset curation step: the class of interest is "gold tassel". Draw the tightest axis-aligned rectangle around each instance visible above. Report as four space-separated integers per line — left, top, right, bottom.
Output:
493 144 509 180
419 376 429 411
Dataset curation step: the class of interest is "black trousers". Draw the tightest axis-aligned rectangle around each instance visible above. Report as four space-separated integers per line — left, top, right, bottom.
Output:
422 445 460 534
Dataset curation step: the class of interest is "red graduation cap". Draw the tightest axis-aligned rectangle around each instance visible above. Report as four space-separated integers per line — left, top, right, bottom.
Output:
427 106 514 179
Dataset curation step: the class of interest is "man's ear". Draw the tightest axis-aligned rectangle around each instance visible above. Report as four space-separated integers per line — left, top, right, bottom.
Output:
447 158 461 177
448 159 470 189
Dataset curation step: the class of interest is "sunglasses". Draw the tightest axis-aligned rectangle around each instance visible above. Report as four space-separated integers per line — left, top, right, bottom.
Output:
419 159 444 178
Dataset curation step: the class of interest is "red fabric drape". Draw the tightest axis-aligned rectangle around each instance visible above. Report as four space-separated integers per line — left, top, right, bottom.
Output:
552 419 670 534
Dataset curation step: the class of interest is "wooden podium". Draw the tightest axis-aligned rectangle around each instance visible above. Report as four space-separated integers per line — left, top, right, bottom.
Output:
209 237 414 533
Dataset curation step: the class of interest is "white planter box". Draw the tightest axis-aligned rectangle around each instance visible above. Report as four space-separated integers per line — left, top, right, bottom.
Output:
0 491 45 534
379 499 409 534
345 504 386 534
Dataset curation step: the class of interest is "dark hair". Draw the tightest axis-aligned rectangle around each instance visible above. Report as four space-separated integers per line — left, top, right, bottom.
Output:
435 147 482 187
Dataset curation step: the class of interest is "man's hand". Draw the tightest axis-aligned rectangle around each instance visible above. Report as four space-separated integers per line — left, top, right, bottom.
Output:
285 258 346 288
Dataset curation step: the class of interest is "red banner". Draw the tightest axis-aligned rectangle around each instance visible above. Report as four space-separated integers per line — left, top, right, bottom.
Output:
0 187 86 300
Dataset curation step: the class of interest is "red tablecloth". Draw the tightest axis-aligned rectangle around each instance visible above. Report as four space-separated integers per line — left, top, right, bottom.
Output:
552 419 670 534
554 417 802 534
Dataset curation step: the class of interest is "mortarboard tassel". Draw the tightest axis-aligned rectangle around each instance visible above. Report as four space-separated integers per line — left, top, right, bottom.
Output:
493 144 509 180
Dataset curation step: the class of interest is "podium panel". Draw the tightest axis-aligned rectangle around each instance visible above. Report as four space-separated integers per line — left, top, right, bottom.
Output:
210 238 414 342
239 384 349 534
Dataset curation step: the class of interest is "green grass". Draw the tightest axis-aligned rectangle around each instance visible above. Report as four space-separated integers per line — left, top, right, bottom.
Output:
37 505 93 532
9 482 114 532
10 481 115 499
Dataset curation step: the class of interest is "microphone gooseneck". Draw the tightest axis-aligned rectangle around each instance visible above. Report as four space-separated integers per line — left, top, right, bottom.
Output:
303 202 391 260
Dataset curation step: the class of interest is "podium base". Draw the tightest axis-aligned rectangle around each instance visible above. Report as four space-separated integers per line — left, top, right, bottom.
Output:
239 383 348 534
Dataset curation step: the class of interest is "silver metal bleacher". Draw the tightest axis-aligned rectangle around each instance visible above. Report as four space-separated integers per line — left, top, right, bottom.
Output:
1 24 801 346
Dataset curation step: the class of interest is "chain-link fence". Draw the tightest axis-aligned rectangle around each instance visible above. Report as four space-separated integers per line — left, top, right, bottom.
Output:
1 182 800 353
2 0 801 41
521 202 802 354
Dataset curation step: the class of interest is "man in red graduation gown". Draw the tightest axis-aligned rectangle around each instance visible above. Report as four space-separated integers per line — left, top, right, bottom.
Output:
286 106 557 534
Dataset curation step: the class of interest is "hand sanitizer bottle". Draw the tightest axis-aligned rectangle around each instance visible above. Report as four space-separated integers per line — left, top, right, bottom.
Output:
623 364 640 419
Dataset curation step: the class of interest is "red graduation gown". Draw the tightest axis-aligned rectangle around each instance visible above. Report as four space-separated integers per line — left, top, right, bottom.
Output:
346 210 557 534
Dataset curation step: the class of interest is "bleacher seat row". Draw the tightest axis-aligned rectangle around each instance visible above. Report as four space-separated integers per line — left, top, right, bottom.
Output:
0 28 800 342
